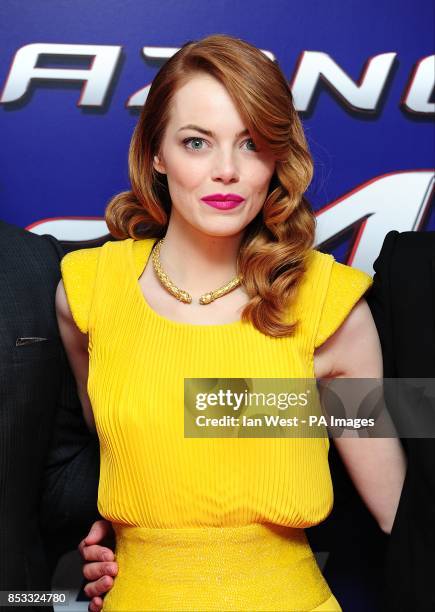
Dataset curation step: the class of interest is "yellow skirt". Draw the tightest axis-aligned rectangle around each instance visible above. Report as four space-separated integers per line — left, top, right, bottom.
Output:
102 523 341 611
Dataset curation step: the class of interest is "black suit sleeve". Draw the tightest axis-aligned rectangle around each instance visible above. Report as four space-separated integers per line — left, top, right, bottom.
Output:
365 230 398 378
366 230 435 611
38 235 101 573
39 346 101 571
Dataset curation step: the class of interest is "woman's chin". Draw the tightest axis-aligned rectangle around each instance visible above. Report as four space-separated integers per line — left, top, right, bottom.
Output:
190 217 248 238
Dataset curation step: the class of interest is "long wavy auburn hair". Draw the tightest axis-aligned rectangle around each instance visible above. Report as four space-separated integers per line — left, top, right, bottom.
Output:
105 34 316 337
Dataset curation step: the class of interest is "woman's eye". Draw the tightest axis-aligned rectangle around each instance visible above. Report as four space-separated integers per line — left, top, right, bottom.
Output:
244 138 258 152
183 137 207 151
182 136 258 152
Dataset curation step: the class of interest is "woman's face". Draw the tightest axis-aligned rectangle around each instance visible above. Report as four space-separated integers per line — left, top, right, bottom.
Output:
153 73 276 238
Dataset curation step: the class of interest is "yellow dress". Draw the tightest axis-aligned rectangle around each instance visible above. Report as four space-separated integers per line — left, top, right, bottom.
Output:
61 237 373 611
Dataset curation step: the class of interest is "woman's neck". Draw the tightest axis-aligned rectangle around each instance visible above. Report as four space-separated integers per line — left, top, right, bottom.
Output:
158 222 243 295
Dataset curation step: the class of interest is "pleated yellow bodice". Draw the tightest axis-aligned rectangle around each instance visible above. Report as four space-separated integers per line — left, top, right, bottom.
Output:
61 237 372 611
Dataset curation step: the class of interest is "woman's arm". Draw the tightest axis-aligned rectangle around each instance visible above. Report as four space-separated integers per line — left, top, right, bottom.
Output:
55 279 95 432
314 297 407 534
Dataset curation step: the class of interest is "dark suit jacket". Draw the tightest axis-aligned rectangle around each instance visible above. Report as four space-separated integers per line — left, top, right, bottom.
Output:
0 221 102 602
367 230 435 611
309 232 435 611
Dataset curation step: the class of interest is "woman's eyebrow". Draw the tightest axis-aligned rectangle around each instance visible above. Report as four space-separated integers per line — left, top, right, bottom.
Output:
177 124 250 138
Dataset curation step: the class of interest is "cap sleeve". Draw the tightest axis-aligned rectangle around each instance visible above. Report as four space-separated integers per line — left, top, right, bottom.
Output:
60 247 100 334
314 260 373 349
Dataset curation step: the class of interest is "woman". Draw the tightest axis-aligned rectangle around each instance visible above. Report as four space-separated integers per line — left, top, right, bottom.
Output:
57 35 406 611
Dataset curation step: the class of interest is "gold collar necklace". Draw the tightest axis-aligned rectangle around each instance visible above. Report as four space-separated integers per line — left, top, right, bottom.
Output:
151 238 243 305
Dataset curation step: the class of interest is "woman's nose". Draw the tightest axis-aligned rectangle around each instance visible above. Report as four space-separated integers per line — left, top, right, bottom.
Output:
211 151 239 183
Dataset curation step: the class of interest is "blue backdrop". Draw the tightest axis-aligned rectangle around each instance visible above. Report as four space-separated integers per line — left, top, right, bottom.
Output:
0 0 433 273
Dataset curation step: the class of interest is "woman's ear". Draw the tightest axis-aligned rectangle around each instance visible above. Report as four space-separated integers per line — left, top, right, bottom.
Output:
153 154 166 174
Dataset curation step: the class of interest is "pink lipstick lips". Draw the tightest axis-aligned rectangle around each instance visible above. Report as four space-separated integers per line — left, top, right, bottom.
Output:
200 193 245 210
